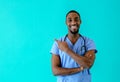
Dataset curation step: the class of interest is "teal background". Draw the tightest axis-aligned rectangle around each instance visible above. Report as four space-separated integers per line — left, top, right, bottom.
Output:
0 0 120 82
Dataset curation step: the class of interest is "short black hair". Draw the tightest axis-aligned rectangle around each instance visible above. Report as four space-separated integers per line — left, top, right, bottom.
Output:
66 10 81 19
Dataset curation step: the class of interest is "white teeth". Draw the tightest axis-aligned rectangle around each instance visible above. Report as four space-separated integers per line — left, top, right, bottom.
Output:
71 26 77 29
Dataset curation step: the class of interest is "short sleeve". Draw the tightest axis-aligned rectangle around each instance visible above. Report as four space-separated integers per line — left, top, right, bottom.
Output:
50 41 59 55
85 37 97 53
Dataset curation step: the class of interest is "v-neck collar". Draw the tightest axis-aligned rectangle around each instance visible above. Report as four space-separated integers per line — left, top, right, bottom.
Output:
66 37 81 47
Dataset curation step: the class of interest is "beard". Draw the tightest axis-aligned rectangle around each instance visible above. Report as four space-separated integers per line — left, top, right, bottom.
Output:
70 29 79 34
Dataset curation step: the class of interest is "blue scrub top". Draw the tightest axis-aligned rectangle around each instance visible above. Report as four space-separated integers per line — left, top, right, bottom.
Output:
50 35 97 82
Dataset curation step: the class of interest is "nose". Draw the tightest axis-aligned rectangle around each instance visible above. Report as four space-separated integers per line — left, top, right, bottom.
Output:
71 20 77 25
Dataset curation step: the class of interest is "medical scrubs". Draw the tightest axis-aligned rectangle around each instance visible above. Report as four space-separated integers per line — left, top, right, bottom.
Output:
50 35 97 82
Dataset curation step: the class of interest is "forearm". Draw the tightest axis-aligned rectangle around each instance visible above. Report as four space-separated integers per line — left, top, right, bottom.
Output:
52 66 83 76
66 49 92 68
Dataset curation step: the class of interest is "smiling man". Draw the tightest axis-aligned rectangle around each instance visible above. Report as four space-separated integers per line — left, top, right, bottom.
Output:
50 10 97 82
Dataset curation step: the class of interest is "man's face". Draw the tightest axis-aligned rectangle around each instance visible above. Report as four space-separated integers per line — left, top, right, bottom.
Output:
66 12 81 34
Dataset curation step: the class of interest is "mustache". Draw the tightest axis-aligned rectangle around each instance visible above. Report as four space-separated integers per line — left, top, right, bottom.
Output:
71 24 77 26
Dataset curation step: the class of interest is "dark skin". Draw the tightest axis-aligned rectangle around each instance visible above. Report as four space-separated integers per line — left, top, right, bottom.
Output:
52 12 96 76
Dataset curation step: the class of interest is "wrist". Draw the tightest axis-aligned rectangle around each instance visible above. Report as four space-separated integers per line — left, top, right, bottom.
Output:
64 47 70 53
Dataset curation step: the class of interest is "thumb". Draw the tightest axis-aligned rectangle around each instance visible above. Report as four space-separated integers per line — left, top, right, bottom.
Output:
55 39 58 42
55 39 60 43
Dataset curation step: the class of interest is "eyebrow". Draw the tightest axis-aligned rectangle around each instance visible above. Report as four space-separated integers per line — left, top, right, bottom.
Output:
67 17 79 19
67 18 71 20
74 17 79 19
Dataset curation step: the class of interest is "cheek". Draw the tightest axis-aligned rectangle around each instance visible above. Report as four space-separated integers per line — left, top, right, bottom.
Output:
68 24 71 27
77 21 80 25
67 23 71 27
77 23 80 27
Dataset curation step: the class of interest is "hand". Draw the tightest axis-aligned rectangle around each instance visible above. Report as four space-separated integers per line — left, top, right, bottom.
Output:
84 50 95 59
78 66 84 72
55 39 69 52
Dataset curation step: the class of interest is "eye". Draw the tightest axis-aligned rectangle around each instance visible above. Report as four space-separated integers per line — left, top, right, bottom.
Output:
67 18 72 22
68 19 72 22
74 17 79 22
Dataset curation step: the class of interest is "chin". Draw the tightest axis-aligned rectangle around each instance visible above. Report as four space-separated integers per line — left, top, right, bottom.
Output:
70 31 79 34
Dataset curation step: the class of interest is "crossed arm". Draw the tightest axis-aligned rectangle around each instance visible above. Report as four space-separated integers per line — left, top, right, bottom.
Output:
51 40 96 76
52 54 84 76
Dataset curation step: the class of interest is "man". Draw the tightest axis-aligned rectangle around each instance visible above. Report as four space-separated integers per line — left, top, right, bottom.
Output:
50 10 97 82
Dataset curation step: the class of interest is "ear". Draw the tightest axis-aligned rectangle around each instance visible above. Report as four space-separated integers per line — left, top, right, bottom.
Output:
80 20 82 24
65 20 67 25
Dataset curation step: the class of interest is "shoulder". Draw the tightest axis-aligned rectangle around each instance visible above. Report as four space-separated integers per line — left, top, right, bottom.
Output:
81 35 94 42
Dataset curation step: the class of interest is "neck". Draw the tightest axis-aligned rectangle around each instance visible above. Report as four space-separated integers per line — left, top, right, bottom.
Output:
68 33 79 38
67 33 80 44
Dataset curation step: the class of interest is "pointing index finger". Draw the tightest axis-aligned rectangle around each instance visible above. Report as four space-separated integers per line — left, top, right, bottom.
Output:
55 39 61 43
55 39 58 42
